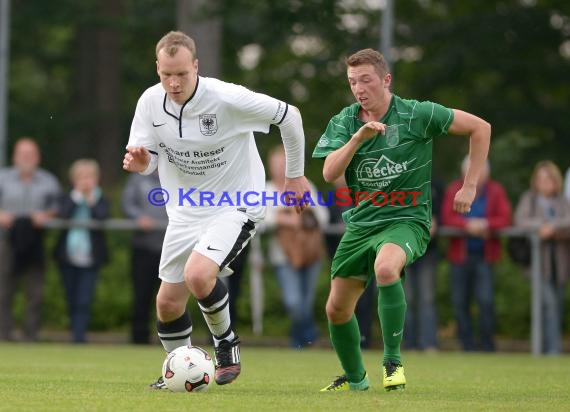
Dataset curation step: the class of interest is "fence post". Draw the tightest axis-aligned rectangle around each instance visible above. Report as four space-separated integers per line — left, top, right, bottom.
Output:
248 235 264 336
529 232 542 356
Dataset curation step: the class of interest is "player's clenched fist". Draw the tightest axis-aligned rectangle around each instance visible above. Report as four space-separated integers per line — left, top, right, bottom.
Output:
452 185 476 214
123 146 150 173
353 121 386 144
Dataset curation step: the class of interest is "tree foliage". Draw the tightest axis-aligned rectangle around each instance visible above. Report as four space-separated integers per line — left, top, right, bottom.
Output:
7 0 570 192
393 0 570 199
5 0 570 336
8 0 175 185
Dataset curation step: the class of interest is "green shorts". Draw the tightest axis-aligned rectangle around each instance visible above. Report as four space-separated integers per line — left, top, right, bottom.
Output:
330 220 430 286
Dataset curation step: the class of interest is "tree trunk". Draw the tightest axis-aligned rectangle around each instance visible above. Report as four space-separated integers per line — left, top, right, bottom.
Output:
63 0 124 188
62 26 95 180
176 0 221 77
95 0 124 187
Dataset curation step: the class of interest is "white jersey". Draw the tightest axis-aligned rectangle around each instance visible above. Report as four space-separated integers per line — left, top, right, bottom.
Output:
127 77 290 223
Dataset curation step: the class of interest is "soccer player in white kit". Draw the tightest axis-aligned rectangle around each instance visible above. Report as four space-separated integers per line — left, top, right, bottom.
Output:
123 31 311 388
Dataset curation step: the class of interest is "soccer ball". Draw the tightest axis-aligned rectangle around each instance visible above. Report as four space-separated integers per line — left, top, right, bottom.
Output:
162 345 215 392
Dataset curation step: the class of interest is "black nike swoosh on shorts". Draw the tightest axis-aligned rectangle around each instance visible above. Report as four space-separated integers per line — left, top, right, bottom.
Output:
152 122 166 127
207 246 222 251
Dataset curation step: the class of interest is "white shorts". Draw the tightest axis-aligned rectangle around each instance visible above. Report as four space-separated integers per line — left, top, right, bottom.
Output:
159 210 257 283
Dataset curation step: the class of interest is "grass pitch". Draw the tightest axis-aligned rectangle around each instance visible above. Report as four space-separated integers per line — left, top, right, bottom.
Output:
0 342 569 411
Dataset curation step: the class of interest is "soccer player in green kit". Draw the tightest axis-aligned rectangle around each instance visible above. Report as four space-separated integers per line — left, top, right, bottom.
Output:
314 49 491 392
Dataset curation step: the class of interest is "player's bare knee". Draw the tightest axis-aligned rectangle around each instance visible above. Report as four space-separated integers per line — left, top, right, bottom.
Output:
374 262 399 285
184 270 214 299
156 295 184 321
325 299 351 324
324 300 336 321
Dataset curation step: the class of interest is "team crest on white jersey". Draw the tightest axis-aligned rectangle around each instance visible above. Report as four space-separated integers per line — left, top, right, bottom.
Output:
199 114 218 136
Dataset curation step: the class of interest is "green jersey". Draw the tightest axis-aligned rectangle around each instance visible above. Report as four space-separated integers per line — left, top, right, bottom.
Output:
312 95 453 230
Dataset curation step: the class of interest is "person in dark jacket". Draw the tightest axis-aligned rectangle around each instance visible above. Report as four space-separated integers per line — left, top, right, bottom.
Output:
54 159 109 343
441 157 511 351
0 137 60 342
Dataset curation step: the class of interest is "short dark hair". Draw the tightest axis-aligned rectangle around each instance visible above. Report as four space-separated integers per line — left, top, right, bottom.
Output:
346 48 389 76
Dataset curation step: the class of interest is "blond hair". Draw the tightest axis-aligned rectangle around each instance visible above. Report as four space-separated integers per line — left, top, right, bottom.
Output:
531 160 563 194
155 31 197 59
69 159 100 182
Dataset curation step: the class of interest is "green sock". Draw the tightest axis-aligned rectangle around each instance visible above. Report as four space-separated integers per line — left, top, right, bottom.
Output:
329 315 366 383
378 279 407 364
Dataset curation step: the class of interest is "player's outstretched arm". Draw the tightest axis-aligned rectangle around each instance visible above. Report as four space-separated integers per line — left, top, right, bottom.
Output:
123 146 151 173
276 105 311 214
276 105 305 178
448 109 491 214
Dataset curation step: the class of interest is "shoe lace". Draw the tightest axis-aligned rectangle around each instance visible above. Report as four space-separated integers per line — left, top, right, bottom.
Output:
215 338 239 366
329 375 348 389
384 361 401 377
